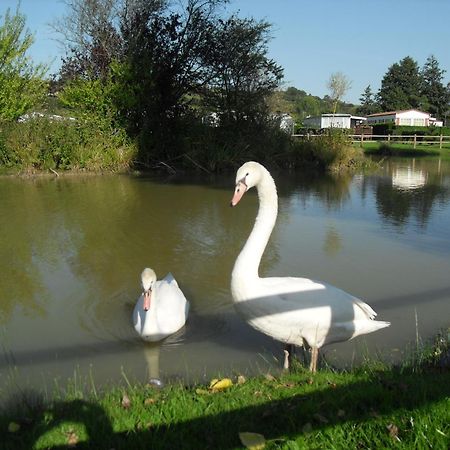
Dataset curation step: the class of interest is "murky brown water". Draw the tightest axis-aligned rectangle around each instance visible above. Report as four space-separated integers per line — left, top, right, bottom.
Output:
1 157 450 405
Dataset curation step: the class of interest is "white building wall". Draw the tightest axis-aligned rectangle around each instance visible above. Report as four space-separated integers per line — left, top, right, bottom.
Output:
322 116 351 128
366 113 396 125
396 110 429 126
367 110 432 126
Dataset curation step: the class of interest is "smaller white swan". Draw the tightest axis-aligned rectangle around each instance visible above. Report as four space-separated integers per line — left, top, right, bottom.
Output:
133 268 189 342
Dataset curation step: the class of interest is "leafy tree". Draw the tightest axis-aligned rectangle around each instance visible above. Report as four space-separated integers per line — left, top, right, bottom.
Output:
357 85 378 116
202 15 283 125
55 0 284 162
0 7 47 121
52 0 167 86
377 56 423 111
421 55 449 119
327 72 351 115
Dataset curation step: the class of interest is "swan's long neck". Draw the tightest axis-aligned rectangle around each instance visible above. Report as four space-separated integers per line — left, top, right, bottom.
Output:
232 170 278 291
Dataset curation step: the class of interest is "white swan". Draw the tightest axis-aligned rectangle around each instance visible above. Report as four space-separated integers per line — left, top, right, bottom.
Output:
230 161 390 372
133 268 189 342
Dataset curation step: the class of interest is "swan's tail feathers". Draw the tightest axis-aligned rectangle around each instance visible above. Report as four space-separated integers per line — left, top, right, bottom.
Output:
164 272 178 286
353 297 378 319
352 319 391 339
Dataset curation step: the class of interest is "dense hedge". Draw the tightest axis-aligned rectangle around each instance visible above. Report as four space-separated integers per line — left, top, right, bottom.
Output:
0 117 137 172
372 124 450 136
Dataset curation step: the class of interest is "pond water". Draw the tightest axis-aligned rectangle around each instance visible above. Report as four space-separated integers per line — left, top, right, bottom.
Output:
1 157 450 405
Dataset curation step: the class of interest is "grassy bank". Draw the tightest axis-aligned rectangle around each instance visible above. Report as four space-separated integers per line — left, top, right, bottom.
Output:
2 337 449 450
359 141 450 159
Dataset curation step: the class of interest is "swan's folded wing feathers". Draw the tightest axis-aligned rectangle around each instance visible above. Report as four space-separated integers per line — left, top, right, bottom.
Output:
163 272 178 286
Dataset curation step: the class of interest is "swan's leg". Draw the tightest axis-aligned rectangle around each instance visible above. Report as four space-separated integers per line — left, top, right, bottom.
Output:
283 344 295 370
310 346 319 372
283 348 290 371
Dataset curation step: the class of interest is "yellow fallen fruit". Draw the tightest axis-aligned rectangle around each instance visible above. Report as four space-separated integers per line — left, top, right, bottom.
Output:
239 432 266 449
209 378 233 391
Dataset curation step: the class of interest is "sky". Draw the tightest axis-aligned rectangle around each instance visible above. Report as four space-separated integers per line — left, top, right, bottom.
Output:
2 0 450 104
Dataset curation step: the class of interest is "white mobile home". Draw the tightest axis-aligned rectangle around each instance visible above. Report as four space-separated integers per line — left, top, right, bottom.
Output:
303 114 366 129
366 109 439 127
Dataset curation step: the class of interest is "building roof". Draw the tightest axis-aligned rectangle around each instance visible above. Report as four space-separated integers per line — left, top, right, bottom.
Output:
306 114 367 120
367 109 429 117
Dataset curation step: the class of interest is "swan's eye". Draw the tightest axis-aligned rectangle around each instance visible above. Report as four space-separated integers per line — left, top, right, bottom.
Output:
246 172 249 176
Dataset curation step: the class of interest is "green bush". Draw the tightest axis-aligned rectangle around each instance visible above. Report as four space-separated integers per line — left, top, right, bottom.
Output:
372 124 450 136
0 116 136 172
288 129 366 171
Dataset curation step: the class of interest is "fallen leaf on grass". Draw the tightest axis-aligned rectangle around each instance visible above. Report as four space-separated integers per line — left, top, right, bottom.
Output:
239 431 266 449
121 394 131 409
264 373 276 381
67 430 79 447
144 397 156 405
387 423 401 441
209 378 233 391
237 375 246 384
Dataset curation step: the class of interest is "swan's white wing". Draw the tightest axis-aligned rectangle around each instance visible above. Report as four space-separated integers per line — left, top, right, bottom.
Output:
153 279 189 334
260 277 376 322
162 272 178 286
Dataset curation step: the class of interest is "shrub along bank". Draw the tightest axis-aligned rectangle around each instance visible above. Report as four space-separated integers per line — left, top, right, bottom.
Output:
0 119 367 175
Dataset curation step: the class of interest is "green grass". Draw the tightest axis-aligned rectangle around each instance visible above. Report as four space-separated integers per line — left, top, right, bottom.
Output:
358 141 450 159
1 354 449 449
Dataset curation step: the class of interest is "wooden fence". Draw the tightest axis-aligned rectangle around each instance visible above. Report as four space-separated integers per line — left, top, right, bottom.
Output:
292 134 450 149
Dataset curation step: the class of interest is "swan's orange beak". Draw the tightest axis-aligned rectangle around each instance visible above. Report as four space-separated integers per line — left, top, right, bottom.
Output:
231 181 247 206
143 290 152 311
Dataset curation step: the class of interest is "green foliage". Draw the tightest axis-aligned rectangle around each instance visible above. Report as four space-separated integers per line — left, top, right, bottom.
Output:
289 129 366 171
421 55 450 119
269 87 356 126
57 63 130 130
0 116 136 172
357 85 379 116
201 15 283 122
377 56 424 112
372 123 450 136
0 6 48 121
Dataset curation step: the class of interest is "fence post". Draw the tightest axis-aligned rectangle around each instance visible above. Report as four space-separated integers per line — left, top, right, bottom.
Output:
414 134 417 149
388 134 391 143
440 134 443 150
360 133 363 147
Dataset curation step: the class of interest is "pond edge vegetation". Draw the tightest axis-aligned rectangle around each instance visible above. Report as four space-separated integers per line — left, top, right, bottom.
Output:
1 328 449 449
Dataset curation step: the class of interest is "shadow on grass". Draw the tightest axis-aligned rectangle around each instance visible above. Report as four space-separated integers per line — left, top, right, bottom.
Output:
3 367 449 449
